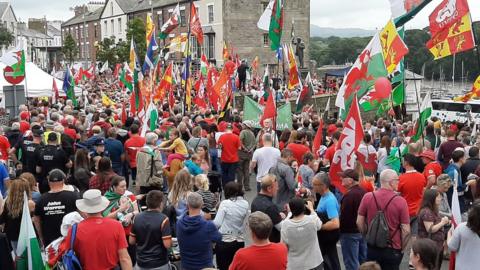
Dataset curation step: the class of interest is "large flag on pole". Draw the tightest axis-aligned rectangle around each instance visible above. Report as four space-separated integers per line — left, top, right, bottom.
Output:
330 94 364 194
336 34 388 112
146 14 154 47
426 0 474 60
287 44 301 90
411 91 432 142
268 0 284 51
16 192 44 270
389 0 433 27
62 67 77 106
143 30 158 74
154 62 173 102
0 45 26 83
190 3 204 44
257 0 274 30
159 4 180 39
380 20 409 74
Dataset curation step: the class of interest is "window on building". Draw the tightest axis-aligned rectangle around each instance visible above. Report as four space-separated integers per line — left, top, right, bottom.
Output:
80 26 83 38
95 25 98 38
190 36 201 59
208 5 214 23
263 33 269 46
85 25 89 38
180 9 186 27
104 21 107 34
118 18 122 33
208 34 215 59
110 2 114 15
262 2 269 10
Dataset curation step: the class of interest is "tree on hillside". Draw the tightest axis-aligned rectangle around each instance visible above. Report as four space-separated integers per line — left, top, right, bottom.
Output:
62 34 78 64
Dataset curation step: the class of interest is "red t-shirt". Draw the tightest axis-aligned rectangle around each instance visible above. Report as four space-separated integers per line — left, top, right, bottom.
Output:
358 189 410 250
325 144 336 164
67 217 128 270
229 243 287 270
287 143 311 165
0 135 10 161
19 121 30 134
398 171 427 217
124 135 146 168
218 132 240 163
423 162 442 181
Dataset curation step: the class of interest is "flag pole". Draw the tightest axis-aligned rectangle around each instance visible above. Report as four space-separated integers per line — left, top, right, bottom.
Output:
411 66 425 146
183 0 193 113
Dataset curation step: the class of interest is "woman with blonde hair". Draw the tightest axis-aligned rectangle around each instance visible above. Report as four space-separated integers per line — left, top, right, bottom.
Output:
287 130 298 145
168 169 193 218
0 180 34 252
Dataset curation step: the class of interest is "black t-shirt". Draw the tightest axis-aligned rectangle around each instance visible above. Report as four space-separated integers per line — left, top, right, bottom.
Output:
21 141 43 175
131 210 171 268
37 145 69 181
251 194 282 243
340 185 366 233
34 190 79 246
0 206 22 242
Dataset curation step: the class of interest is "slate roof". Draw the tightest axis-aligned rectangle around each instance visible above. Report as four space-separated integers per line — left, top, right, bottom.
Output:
62 7 103 27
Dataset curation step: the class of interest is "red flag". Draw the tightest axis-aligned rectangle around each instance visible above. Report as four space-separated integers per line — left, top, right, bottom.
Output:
213 66 230 96
429 0 470 38
113 63 122 78
121 102 127 125
329 94 364 194
74 67 83 84
52 78 59 103
129 92 136 116
190 4 204 44
168 89 175 109
312 119 323 158
259 90 276 127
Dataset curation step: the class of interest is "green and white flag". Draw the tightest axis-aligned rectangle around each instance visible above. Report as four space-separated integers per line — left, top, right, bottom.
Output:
243 96 292 131
412 91 432 142
389 0 432 27
141 101 158 137
16 192 44 270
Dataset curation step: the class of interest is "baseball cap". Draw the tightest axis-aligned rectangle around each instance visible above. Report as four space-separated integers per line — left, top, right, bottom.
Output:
338 169 359 181
94 138 105 146
48 169 66 182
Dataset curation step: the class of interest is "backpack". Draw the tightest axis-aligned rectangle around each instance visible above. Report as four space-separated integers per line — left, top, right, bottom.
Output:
58 223 82 270
365 192 398 248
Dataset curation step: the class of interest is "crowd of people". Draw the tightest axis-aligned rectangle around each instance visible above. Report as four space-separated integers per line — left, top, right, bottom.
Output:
0 81 480 270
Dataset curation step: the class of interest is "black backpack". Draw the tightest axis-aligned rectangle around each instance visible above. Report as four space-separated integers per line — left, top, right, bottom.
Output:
365 192 399 248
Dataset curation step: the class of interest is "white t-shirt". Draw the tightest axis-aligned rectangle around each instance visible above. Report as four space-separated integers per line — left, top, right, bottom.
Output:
252 146 281 182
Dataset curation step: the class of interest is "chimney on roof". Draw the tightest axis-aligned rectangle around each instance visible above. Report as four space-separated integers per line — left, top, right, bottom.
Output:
74 5 88 16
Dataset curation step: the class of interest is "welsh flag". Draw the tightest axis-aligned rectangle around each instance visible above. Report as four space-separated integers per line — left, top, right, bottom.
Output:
330 94 364 194
268 0 284 51
120 63 133 92
141 101 158 136
200 54 209 76
16 192 44 270
389 0 432 27
336 33 388 114
159 4 180 39
296 72 314 113
359 80 392 111
62 67 77 106
411 91 432 142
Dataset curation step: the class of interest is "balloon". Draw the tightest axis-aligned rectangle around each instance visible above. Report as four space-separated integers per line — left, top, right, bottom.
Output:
374 77 392 99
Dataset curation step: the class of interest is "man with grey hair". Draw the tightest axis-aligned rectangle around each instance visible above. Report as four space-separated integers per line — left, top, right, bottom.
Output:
357 169 410 270
136 132 164 198
251 133 281 192
229 211 287 270
176 192 221 270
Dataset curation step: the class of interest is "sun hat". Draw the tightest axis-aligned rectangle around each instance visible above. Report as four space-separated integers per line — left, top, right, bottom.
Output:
76 189 110 214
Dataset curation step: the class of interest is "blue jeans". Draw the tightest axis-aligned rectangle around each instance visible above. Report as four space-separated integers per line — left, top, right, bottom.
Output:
340 233 367 270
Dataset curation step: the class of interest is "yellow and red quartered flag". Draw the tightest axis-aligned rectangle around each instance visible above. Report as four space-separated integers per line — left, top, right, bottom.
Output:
287 44 300 90
380 20 409 74
153 62 173 102
454 75 480 102
427 13 475 60
223 41 229 60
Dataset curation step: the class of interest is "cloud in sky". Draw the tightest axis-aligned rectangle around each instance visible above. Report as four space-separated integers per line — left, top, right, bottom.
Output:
311 0 480 30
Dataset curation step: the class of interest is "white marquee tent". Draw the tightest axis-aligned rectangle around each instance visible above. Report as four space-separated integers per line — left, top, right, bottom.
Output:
0 62 82 98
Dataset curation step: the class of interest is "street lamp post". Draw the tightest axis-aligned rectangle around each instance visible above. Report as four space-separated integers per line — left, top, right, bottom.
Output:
44 15 48 71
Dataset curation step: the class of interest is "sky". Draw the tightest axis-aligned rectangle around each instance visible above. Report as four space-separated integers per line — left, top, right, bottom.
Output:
9 0 480 30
